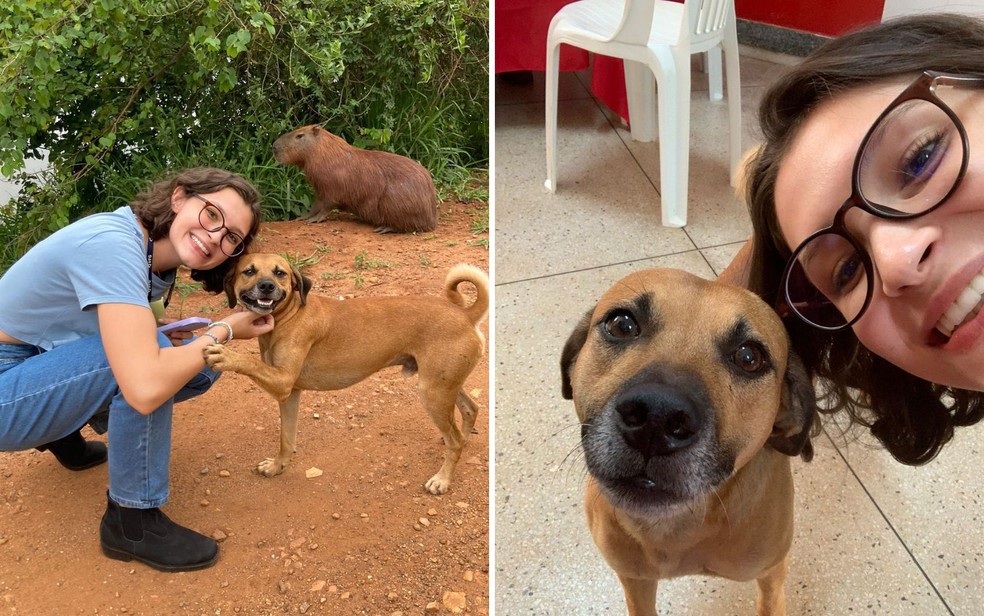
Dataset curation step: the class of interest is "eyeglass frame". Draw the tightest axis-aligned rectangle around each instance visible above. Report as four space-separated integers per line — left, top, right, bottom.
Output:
777 70 984 332
190 193 247 257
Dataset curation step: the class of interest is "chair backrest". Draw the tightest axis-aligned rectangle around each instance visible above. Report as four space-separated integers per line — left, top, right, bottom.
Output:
612 0 657 46
688 0 734 48
609 0 734 49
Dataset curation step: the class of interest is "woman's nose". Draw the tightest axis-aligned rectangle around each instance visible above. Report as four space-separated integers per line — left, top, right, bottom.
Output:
866 219 940 297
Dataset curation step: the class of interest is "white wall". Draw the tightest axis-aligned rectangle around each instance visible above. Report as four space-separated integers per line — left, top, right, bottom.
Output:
883 0 984 19
0 154 49 207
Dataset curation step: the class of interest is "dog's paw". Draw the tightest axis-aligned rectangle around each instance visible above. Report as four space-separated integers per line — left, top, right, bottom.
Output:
203 344 236 371
424 473 451 495
257 457 286 477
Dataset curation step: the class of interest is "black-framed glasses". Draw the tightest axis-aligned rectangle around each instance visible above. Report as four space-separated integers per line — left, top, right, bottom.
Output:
778 70 984 331
191 194 246 257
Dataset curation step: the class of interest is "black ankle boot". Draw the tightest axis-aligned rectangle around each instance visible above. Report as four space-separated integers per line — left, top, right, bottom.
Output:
99 492 219 571
35 429 107 470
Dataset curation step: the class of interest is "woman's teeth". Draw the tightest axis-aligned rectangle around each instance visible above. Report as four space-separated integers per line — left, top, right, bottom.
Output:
936 271 984 337
191 235 211 256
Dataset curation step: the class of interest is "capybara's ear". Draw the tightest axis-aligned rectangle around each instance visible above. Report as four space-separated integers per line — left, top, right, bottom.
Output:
291 265 313 306
769 350 817 461
224 266 239 308
561 309 595 400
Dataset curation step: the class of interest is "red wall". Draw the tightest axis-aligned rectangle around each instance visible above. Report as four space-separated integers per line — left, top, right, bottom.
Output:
736 0 885 37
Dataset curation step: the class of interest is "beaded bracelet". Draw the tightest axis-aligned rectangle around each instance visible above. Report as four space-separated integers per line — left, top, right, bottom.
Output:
209 321 234 342
201 332 221 346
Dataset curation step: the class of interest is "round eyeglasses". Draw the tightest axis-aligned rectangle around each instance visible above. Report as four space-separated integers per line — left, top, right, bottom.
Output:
191 194 246 257
778 71 984 331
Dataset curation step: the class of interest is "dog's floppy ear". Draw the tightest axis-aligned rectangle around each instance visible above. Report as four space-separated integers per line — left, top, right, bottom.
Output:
561 309 594 400
224 266 239 308
291 265 313 306
768 349 817 461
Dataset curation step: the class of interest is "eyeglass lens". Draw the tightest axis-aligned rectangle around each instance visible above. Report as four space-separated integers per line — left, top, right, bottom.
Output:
198 202 245 257
785 86 970 329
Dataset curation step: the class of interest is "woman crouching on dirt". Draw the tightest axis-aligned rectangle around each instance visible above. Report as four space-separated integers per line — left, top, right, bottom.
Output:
0 167 274 571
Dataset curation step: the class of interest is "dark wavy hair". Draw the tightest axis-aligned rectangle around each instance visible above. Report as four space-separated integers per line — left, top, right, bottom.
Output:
745 13 984 465
130 167 262 293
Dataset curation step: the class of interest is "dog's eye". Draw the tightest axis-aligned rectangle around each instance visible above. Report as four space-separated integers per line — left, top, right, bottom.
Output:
603 310 640 339
273 268 288 278
242 266 256 276
732 343 767 373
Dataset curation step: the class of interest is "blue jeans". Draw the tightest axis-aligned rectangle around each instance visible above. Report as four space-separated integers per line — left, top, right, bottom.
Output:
0 333 219 508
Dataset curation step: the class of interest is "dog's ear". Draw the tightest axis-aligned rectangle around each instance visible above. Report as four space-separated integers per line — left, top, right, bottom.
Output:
768 349 817 461
561 309 594 400
291 265 313 306
224 266 239 308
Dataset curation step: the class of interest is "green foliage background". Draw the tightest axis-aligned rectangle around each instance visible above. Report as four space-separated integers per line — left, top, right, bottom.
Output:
0 0 489 272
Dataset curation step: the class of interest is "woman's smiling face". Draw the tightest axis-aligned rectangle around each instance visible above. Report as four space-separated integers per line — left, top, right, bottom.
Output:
169 187 253 271
774 78 984 390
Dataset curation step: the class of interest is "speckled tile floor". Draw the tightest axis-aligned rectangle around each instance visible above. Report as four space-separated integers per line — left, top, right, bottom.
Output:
492 48 983 615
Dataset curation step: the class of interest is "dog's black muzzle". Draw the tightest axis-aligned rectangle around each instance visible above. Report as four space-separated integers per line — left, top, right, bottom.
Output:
580 364 733 514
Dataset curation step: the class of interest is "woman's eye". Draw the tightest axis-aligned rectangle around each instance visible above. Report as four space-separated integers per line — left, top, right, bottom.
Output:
732 343 767 373
900 130 947 191
603 311 640 339
831 249 864 296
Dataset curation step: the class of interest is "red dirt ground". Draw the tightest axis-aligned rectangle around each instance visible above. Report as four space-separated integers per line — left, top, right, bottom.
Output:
0 200 490 615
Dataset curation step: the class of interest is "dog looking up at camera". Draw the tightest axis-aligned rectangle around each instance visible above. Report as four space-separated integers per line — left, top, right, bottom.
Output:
561 268 816 616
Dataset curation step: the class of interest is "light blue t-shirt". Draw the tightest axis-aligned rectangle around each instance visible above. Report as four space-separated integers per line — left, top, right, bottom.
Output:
0 205 174 350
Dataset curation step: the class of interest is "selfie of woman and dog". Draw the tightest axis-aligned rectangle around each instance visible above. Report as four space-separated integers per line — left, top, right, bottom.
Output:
495 2 982 615
2 1 984 615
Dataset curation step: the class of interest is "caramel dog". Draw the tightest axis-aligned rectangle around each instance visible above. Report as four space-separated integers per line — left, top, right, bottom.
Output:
561 268 815 616
204 253 488 494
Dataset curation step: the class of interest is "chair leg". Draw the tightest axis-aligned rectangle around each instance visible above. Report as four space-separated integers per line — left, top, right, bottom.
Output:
654 58 690 228
623 60 657 142
706 47 723 101
544 39 561 193
724 40 742 185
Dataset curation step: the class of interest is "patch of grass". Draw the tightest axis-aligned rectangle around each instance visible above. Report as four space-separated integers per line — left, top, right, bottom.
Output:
171 279 203 317
280 250 322 271
353 250 394 270
469 206 489 235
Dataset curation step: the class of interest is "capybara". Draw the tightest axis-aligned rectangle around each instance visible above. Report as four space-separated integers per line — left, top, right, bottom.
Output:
272 125 438 233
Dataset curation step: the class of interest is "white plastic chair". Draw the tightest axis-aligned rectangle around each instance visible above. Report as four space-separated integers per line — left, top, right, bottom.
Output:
543 0 742 228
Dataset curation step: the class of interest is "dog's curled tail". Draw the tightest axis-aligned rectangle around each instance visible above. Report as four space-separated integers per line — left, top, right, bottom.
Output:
444 263 490 326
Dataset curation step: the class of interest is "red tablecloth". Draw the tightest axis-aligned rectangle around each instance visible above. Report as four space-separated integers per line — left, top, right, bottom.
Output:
494 0 640 122
495 0 589 73
495 0 632 121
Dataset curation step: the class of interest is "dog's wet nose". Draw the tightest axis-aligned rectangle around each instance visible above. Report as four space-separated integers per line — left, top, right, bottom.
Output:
614 383 703 457
258 280 277 295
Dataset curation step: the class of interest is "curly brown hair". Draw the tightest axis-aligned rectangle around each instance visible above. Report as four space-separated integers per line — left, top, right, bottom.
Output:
130 167 262 293
745 13 984 465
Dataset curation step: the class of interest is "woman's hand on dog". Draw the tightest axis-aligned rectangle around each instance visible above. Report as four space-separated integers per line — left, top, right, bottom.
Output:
222 310 275 340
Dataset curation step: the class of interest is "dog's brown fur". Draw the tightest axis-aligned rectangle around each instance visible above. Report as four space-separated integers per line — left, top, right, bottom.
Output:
272 125 438 233
561 268 815 616
204 253 488 494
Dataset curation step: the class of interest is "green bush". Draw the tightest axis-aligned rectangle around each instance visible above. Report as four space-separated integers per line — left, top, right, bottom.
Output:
0 0 488 272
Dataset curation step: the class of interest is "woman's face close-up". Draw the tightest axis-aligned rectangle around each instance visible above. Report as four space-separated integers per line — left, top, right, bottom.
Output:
775 77 984 391
169 187 253 271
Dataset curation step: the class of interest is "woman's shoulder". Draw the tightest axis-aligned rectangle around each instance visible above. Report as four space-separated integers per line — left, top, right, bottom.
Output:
71 205 141 236
60 206 144 250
